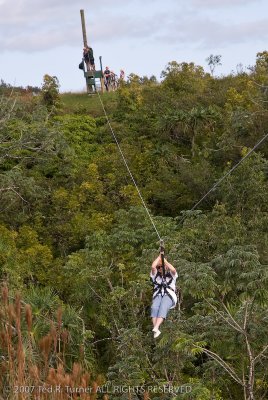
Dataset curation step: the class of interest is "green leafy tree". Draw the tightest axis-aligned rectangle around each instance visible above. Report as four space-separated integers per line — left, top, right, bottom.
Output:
41 74 61 110
206 54 222 76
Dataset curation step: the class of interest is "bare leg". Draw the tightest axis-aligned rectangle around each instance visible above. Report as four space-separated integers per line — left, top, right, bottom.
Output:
154 317 164 331
152 317 157 327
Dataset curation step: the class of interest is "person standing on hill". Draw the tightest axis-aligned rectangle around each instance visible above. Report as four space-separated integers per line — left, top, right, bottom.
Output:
104 67 111 91
83 46 95 71
87 46 95 70
120 69 125 80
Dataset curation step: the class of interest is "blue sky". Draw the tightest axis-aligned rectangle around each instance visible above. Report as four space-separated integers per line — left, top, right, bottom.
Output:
0 0 267 92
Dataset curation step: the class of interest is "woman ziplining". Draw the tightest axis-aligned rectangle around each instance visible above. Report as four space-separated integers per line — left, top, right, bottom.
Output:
150 255 178 338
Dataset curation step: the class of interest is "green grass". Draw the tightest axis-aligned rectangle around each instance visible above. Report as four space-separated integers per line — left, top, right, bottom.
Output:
60 91 118 117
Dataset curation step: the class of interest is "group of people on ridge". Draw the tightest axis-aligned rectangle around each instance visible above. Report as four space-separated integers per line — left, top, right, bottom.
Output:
103 66 125 91
81 46 125 91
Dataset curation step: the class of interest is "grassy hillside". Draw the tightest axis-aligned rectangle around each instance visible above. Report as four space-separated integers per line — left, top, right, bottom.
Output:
60 91 118 117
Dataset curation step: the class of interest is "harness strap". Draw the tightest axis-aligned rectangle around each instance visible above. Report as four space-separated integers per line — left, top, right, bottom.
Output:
152 271 174 298
153 286 175 304
151 271 178 308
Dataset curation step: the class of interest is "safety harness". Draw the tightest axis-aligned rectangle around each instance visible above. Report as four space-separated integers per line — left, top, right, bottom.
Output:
152 271 175 298
151 240 177 308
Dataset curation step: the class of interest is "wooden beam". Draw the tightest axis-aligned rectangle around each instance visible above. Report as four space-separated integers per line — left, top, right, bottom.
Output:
80 9 88 47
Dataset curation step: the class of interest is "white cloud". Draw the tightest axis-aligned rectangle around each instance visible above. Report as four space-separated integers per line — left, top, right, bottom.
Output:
0 0 267 54
0 0 166 52
160 16 268 48
189 0 261 7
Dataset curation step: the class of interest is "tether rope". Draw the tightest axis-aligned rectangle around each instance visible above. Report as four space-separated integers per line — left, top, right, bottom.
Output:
97 91 162 241
179 131 268 224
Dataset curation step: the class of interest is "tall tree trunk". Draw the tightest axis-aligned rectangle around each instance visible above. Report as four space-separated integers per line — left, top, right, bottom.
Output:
245 335 255 400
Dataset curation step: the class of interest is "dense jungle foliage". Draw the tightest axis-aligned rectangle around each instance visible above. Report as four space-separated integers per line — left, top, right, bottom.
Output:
0 52 268 400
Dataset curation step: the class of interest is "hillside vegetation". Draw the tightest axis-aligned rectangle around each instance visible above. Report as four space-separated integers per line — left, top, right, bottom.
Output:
0 53 268 400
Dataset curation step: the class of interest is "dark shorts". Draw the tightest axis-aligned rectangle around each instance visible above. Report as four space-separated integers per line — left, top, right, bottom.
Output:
104 76 111 84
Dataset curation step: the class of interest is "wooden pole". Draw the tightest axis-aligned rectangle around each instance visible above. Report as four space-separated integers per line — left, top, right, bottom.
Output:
80 9 91 92
80 9 88 47
80 9 102 94
99 56 104 93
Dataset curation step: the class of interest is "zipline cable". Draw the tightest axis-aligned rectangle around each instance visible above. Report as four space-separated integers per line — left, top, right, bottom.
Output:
179 131 268 225
97 91 162 241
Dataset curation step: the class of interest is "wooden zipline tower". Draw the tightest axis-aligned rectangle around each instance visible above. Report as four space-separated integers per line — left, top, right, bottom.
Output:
80 9 104 93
